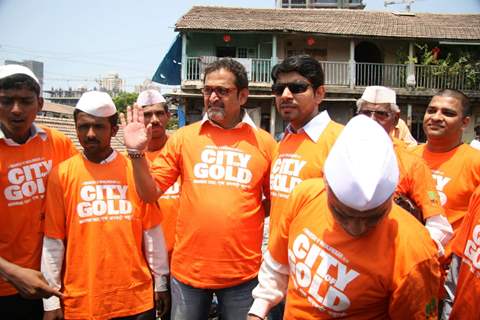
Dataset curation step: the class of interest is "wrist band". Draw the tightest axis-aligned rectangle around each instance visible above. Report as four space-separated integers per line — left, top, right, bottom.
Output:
127 152 145 159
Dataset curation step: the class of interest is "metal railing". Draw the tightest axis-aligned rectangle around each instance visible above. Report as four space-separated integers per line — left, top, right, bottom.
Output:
415 64 480 91
184 56 479 91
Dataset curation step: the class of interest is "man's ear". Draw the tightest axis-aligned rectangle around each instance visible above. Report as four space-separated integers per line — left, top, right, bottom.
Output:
238 88 249 106
37 96 44 113
461 116 471 132
314 85 325 105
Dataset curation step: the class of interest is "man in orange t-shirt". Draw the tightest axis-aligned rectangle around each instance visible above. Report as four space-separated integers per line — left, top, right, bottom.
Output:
122 59 275 319
441 186 480 319
41 91 169 320
137 89 179 320
0 65 75 319
248 116 440 320
268 55 343 320
412 89 480 235
356 86 452 252
136 89 180 263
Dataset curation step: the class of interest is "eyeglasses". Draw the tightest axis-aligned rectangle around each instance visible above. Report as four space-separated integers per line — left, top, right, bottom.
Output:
202 86 236 97
271 82 311 96
357 109 392 121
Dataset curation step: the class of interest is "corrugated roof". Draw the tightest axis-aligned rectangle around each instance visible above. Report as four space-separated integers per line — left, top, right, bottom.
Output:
175 6 480 41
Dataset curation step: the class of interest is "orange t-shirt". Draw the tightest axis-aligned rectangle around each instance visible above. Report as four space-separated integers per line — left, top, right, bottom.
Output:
151 120 275 288
44 153 161 319
146 149 180 261
269 179 440 319
412 144 480 231
0 126 76 296
449 186 480 319
394 138 443 220
269 119 342 233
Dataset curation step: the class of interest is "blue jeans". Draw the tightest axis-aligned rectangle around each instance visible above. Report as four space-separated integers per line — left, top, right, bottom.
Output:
170 276 258 320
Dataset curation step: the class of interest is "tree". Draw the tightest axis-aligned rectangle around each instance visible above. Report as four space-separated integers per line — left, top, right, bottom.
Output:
112 92 138 114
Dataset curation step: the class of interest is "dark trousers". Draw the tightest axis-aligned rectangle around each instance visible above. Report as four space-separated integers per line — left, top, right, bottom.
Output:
0 294 43 320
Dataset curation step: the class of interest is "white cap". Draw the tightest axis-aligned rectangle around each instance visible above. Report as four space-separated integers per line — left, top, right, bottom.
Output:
75 91 116 117
136 89 166 107
0 64 40 85
359 86 396 104
324 115 399 211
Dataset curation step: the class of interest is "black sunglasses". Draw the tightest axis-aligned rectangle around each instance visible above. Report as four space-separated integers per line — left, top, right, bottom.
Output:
271 82 311 96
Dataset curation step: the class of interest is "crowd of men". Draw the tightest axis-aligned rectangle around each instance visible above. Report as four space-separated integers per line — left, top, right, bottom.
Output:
0 54 479 320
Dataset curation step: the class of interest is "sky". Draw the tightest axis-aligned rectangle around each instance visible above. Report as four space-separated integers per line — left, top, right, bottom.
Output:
1 0 479 92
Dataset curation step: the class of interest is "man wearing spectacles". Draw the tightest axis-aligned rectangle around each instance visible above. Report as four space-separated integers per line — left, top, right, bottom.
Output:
357 86 452 254
121 58 276 319
267 54 343 319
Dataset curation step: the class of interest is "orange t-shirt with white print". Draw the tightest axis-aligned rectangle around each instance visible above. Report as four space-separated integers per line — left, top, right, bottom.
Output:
269 179 441 319
412 143 480 231
0 126 76 296
146 149 180 261
269 117 343 234
394 138 443 220
44 153 161 320
449 186 480 319
151 120 275 289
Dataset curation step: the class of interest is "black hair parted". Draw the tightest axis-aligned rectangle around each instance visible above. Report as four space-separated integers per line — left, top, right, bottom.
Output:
271 54 325 90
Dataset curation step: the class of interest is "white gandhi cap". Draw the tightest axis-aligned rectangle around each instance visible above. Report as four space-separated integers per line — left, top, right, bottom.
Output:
360 86 396 104
75 91 117 117
324 115 399 211
136 89 166 107
0 64 40 85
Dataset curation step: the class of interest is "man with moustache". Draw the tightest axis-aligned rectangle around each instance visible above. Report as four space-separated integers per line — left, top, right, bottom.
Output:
41 91 170 320
121 59 276 319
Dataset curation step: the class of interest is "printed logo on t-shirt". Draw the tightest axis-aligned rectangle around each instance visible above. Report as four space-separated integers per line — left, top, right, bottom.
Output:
160 181 180 200
3 157 52 206
463 223 480 275
432 170 451 206
271 154 306 199
288 228 359 317
76 180 133 224
193 145 252 188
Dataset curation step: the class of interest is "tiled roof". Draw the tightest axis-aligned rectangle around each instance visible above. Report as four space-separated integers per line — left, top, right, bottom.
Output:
176 6 480 41
35 115 126 152
43 101 74 115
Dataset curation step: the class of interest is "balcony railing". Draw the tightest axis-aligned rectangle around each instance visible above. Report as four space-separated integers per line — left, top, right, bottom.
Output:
184 56 480 91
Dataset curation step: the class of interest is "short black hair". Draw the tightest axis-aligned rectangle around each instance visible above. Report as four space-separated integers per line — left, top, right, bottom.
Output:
0 74 41 96
203 58 248 91
271 55 325 90
73 109 119 128
434 89 471 117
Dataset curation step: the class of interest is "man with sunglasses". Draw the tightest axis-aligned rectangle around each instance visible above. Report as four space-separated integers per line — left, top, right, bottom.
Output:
248 115 441 319
357 86 452 254
268 55 343 319
121 58 275 319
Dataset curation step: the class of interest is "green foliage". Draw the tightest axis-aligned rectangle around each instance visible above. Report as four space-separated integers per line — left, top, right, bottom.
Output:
166 117 178 131
112 92 139 114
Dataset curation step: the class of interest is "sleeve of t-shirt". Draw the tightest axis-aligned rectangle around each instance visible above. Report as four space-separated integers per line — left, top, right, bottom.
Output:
451 186 480 256
410 158 444 219
151 130 182 193
44 167 67 239
141 201 163 230
388 258 441 319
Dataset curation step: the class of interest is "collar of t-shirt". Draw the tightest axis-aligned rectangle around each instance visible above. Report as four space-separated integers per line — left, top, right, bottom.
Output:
200 109 257 130
81 149 118 164
0 123 48 146
285 110 331 143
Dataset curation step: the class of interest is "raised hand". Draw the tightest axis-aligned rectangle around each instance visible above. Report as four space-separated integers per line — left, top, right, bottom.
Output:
119 104 152 152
